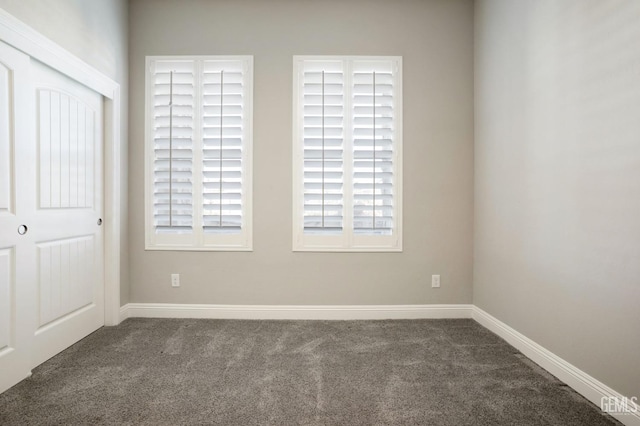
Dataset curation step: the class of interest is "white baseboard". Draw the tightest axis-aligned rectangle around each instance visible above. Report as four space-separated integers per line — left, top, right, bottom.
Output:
472 306 640 426
119 304 130 322
119 303 473 321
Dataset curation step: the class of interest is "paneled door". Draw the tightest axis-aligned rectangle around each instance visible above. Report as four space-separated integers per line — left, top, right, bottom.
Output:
0 32 106 394
0 41 35 394
29 59 104 368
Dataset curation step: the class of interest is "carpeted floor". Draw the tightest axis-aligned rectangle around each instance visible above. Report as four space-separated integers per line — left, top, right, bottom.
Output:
0 318 620 425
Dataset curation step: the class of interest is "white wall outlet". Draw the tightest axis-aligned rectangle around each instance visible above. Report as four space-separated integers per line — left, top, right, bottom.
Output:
431 274 441 288
171 273 180 287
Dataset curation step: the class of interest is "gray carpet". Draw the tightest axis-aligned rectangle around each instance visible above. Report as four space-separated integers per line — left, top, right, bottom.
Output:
0 318 620 425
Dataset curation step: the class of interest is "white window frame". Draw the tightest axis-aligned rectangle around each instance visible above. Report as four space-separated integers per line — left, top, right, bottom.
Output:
292 56 403 252
145 55 253 251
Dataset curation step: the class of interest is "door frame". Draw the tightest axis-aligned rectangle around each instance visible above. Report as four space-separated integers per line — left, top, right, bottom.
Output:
0 9 122 326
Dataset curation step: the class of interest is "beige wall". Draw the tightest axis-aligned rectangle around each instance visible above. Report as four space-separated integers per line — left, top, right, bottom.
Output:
128 0 475 305
474 0 640 398
0 0 130 304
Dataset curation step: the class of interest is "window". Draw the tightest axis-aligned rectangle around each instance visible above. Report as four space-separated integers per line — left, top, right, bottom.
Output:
145 56 253 250
292 56 403 251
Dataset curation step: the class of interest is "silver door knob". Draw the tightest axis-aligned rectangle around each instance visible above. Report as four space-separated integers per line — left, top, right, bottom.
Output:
97 218 103 226
18 224 28 235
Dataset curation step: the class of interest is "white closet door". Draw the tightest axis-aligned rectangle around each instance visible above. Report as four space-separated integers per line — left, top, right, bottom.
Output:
0 41 36 394
30 60 104 368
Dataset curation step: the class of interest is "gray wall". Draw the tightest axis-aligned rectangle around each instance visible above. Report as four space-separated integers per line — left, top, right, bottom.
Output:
3 0 636 404
128 0 475 305
474 0 640 398
0 0 130 304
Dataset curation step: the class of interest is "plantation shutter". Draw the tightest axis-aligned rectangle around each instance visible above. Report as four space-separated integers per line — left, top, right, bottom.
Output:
302 60 344 234
352 60 395 235
147 56 253 250
151 60 195 234
294 56 401 251
202 60 245 233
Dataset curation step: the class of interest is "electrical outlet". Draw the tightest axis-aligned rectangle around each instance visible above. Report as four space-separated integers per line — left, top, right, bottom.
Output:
431 275 441 288
171 273 180 287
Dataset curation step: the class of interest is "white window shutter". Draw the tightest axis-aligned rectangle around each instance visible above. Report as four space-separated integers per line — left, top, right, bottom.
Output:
352 60 395 235
151 60 195 234
293 56 402 251
146 56 253 251
302 60 345 234
202 60 245 233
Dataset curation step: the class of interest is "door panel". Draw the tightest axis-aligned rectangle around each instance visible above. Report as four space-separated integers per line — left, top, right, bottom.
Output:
30 59 104 368
0 62 12 213
37 235 95 326
0 40 35 394
0 249 12 352
38 90 96 210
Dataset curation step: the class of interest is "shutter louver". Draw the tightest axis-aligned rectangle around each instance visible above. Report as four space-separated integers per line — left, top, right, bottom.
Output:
352 62 394 235
202 60 245 233
302 61 344 234
152 60 195 234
